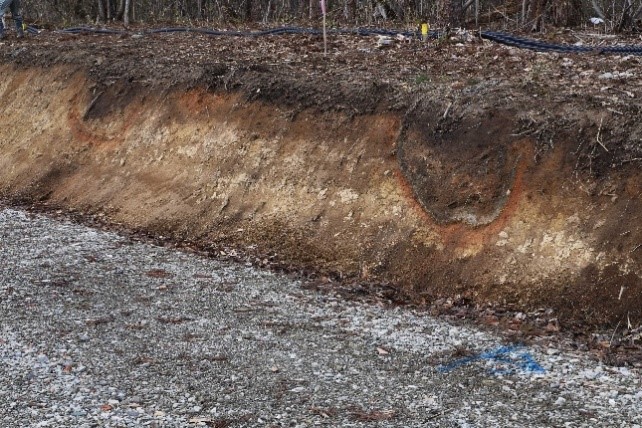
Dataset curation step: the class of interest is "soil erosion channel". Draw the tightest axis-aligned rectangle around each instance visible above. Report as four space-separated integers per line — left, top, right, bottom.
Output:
1 31 642 327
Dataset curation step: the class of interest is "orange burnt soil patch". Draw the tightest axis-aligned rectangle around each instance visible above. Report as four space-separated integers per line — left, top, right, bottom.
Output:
2 30 642 329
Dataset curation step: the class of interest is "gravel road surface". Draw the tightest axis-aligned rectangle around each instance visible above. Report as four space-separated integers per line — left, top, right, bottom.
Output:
0 207 640 427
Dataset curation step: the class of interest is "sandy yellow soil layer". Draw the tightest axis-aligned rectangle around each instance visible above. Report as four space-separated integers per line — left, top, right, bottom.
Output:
2 30 642 327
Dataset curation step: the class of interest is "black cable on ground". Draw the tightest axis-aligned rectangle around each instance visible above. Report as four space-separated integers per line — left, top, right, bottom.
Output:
479 31 642 55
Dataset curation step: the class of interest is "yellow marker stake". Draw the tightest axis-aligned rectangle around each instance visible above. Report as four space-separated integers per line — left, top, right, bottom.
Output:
421 23 429 41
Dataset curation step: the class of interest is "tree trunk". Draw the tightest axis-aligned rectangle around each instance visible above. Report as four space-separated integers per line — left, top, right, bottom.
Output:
245 0 252 20
116 0 125 20
529 0 549 31
97 0 106 22
448 0 463 27
344 0 357 21
263 0 271 23
124 0 131 26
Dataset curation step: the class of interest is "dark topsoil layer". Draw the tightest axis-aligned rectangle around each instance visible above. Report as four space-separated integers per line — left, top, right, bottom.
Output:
2 27 642 364
4 27 642 166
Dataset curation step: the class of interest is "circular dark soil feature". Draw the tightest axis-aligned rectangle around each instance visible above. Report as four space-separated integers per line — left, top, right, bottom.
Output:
398 108 522 226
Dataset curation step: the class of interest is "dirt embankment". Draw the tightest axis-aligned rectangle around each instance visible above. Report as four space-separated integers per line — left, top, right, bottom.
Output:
2 31 642 328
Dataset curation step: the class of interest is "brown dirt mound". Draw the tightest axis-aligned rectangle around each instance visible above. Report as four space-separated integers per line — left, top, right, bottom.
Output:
2 29 642 331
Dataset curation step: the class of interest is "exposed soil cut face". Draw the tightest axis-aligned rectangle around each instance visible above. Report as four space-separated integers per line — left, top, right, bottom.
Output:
2 29 642 330
399 109 523 226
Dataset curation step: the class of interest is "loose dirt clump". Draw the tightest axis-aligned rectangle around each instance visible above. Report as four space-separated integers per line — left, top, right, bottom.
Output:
2 27 642 335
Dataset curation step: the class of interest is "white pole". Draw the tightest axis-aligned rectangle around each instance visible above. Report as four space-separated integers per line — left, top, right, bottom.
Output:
323 13 327 54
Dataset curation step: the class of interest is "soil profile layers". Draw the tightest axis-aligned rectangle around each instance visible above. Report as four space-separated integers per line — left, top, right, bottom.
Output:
1 62 641 328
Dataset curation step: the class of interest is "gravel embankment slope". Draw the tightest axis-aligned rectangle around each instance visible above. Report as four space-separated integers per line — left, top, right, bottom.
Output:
0 208 640 427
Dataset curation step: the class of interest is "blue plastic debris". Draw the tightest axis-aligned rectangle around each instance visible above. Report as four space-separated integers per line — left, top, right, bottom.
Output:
437 345 545 375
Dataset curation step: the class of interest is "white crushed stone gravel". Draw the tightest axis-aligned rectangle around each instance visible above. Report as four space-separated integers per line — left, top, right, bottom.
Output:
0 207 640 427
